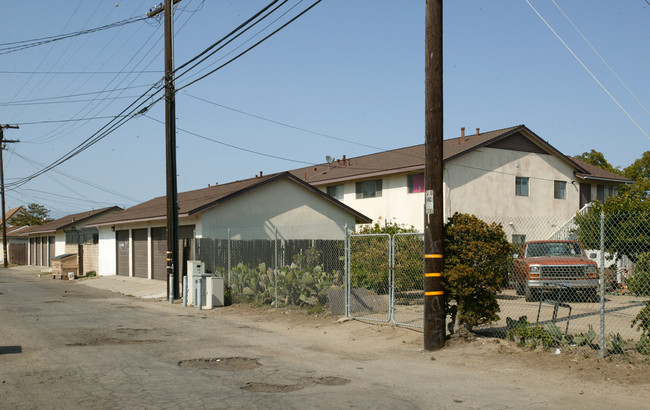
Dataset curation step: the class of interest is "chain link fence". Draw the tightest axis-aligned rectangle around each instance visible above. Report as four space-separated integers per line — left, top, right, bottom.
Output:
194 227 347 313
475 211 650 358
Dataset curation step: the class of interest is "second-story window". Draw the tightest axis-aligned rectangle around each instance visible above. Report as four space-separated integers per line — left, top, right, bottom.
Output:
407 173 425 193
356 179 382 199
554 180 566 199
326 185 344 200
515 177 529 197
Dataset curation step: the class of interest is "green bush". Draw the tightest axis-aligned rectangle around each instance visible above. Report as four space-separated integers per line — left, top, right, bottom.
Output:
444 213 511 330
350 218 417 294
627 252 650 296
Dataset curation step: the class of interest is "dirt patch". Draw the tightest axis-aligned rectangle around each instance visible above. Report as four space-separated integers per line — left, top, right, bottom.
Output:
307 376 350 386
195 303 650 388
241 382 303 393
178 357 260 371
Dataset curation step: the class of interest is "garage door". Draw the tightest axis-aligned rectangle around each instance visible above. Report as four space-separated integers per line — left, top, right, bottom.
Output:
132 228 148 278
48 237 55 266
151 227 167 281
116 230 129 276
41 237 48 266
29 238 35 265
35 237 41 266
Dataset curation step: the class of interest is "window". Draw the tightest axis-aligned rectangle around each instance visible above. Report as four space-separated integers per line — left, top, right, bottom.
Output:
596 184 615 203
407 173 425 193
554 180 566 199
515 177 529 197
326 185 344 200
356 179 382 199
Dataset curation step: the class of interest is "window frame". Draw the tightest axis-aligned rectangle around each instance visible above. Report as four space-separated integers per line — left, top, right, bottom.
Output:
515 176 529 197
326 184 344 200
355 179 383 199
554 180 567 200
407 173 425 194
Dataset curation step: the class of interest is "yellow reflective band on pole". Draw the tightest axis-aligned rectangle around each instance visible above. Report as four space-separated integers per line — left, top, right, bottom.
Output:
424 254 442 258
425 273 441 277
425 291 444 296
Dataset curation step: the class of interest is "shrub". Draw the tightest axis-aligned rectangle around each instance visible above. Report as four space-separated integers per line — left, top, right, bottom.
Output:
443 213 511 331
627 252 650 296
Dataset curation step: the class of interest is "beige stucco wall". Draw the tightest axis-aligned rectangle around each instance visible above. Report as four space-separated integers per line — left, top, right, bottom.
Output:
315 147 585 237
318 173 423 232
199 178 355 240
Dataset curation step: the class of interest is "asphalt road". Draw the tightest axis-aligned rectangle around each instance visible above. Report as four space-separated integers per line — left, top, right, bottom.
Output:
0 267 644 409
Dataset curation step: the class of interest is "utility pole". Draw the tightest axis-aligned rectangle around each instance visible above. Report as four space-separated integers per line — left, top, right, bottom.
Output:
0 125 20 268
148 0 181 299
423 0 445 350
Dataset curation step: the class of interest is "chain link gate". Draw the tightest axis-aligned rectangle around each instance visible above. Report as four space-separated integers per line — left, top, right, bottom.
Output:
392 233 424 328
347 232 424 328
347 233 392 323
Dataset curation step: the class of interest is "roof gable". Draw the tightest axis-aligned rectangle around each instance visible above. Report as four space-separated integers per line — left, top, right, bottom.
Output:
90 172 371 226
20 206 122 236
486 131 549 155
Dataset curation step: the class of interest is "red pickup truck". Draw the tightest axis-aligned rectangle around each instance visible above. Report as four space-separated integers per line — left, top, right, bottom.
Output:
513 240 599 302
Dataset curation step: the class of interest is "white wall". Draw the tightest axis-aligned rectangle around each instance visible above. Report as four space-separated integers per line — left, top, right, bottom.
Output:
54 232 66 256
315 147 583 234
199 178 355 240
319 173 423 231
98 226 116 276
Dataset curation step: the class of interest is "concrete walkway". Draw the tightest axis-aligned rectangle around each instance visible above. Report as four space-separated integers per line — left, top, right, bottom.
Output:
77 275 167 299
11 265 167 299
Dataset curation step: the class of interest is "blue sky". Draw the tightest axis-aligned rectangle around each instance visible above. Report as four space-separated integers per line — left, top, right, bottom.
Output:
2 0 649 218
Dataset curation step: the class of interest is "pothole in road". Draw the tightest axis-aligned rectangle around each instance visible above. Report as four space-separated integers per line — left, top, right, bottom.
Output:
178 357 261 371
241 382 304 393
307 376 350 386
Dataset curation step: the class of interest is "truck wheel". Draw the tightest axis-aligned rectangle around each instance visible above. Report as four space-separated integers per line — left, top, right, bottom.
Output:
525 286 539 302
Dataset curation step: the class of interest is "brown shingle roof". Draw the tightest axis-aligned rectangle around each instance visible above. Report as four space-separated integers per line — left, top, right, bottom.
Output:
90 172 371 226
570 157 631 183
289 125 581 185
19 206 122 236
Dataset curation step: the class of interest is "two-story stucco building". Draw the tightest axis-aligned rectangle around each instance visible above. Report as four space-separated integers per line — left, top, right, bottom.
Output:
290 125 630 241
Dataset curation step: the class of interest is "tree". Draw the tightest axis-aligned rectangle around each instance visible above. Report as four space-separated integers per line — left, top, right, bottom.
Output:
575 149 621 174
622 151 650 197
573 194 650 263
443 213 511 332
8 203 52 226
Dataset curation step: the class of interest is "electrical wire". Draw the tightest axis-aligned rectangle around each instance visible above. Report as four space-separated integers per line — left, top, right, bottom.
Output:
0 16 148 55
0 84 152 106
524 0 649 140
551 0 650 117
176 0 322 92
144 114 314 165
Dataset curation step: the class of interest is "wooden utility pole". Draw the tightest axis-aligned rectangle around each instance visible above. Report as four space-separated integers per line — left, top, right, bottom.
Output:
0 124 20 268
424 0 445 350
148 0 181 299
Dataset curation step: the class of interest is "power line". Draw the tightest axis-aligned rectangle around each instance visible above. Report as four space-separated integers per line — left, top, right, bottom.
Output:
551 0 650 117
0 84 152 105
524 0 649 141
0 16 148 55
176 0 322 92
0 70 163 75
183 92 387 152
144 114 314 165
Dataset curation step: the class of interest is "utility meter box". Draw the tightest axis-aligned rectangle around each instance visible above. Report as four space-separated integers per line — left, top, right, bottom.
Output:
205 276 224 308
187 260 205 306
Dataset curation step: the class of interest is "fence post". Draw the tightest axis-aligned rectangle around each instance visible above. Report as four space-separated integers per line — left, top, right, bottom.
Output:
275 227 279 309
227 228 231 287
183 275 188 307
390 234 395 323
343 225 347 316
169 272 174 304
600 210 605 359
